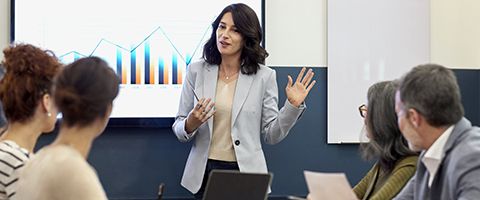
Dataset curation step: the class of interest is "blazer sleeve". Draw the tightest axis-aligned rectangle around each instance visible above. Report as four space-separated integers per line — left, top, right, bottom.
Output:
261 69 306 144
172 66 198 142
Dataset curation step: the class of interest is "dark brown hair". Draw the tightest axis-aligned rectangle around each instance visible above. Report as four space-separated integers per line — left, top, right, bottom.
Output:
203 3 268 75
54 57 119 127
0 44 62 123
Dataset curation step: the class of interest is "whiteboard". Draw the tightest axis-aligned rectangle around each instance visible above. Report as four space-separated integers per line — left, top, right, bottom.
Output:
327 0 430 143
265 0 326 67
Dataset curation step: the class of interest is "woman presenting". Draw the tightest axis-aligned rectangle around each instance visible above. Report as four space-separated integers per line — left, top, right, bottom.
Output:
172 3 316 199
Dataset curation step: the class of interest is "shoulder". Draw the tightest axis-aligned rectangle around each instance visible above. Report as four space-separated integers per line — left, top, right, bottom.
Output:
257 64 274 74
451 126 480 155
395 155 419 169
188 60 215 72
387 156 418 178
28 146 91 176
440 126 480 176
186 60 217 82
21 146 106 199
448 128 480 165
250 64 275 79
0 140 29 167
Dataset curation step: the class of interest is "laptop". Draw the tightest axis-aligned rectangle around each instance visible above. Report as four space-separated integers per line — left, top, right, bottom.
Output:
202 170 273 200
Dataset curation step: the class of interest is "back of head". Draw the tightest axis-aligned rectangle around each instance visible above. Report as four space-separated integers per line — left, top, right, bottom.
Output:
203 3 268 75
0 44 62 123
361 81 416 171
397 64 464 127
54 57 119 127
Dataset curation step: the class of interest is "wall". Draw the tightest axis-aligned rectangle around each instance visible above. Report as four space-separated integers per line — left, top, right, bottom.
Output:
0 0 9 60
431 0 480 69
265 0 326 67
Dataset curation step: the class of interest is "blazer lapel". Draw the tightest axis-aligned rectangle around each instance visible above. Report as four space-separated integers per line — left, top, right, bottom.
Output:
203 64 218 136
231 72 254 127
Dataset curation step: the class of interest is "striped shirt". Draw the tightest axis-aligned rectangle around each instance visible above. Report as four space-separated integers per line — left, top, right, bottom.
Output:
0 141 29 199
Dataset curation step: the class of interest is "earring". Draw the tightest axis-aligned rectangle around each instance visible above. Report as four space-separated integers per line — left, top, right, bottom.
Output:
47 112 52 117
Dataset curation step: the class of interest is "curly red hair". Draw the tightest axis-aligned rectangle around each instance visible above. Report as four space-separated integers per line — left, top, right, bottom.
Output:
0 44 62 123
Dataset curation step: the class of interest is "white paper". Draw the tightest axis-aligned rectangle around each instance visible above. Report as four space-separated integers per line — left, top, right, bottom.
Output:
304 170 358 200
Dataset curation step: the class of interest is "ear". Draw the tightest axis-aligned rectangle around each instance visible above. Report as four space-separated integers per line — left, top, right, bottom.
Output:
94 104 113 137
407 108 421 128
98 104 113 126
41 94 53 115
106 104 113 119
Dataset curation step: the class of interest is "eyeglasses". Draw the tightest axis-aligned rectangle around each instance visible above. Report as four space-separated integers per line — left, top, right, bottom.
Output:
358 104 367 118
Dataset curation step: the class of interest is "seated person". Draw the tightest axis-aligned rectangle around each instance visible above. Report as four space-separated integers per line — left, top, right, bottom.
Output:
0 44 61 199
394 64 480 199
308 81 418 200
353 81 418 200
16 57 119 200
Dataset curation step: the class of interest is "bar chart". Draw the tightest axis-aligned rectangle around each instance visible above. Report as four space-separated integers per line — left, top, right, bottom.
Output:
13 0 262 118
58 25 208 85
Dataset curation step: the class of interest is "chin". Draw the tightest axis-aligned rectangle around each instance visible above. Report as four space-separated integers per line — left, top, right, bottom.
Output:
408 142 423 152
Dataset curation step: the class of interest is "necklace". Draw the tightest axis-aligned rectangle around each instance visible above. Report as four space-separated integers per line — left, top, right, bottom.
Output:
222 70 239 80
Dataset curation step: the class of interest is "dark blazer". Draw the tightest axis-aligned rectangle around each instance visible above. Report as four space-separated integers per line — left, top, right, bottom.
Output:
394 118 480 200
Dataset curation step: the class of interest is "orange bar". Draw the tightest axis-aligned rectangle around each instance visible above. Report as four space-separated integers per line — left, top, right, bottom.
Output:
122 59 127 84
150 62 155 84
178 68 183 84
136 63 141 84
164 65 169 84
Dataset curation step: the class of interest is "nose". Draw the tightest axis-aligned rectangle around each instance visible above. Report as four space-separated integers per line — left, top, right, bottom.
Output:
222 28 233 39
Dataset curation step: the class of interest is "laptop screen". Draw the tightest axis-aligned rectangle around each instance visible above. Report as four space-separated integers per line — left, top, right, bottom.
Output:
203 170 273 200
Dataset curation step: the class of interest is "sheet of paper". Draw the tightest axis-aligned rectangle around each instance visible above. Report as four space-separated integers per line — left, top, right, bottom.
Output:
304 170 358 200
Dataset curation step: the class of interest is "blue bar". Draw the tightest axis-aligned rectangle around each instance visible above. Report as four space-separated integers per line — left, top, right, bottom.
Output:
116 49 122 80
131 50 136 84
186 53 192 67
158 57 164 84
172 53 178 84
144 42 150 84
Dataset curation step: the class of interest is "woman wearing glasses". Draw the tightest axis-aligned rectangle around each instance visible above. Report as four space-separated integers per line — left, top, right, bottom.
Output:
352 81 418 200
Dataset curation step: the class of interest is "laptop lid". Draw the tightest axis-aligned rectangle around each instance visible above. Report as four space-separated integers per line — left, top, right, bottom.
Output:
203 170 273 200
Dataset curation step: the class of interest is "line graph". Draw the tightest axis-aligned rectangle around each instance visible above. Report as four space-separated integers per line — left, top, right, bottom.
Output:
13 0 262 118
59 25 212 85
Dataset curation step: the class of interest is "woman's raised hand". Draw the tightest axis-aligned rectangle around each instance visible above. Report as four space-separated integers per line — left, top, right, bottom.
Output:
285 67 316 107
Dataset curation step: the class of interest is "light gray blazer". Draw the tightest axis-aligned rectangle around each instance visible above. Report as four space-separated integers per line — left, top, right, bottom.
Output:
394 118 480 200
172 61 305 193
